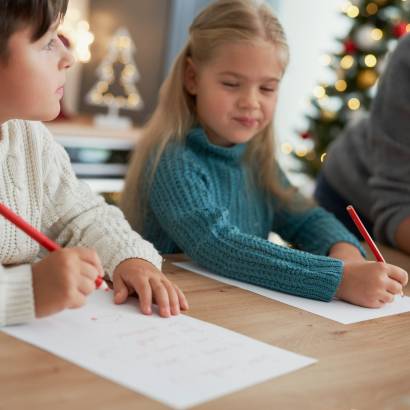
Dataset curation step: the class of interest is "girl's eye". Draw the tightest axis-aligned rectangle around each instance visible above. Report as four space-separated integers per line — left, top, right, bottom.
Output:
222 82 239 88
260 87 275 93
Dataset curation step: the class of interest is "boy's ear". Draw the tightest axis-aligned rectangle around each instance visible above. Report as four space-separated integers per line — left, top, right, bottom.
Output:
184 58 198 95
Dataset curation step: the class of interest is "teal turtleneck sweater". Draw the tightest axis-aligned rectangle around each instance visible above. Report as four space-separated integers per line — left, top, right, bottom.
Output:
142 127 364 302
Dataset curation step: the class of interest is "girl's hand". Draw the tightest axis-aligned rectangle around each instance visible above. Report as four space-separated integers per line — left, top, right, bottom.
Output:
336 260 408 308
32 248 103 318
329 242 365 262
112 258 189 317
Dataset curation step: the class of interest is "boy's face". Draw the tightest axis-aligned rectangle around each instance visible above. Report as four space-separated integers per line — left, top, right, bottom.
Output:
0 23 74 123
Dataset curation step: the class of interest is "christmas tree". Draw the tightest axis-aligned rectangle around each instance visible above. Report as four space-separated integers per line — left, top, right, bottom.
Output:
294 0 410 177
86 27 143 129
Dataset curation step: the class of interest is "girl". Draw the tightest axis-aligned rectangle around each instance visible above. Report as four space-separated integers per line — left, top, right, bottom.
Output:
121 0 407 308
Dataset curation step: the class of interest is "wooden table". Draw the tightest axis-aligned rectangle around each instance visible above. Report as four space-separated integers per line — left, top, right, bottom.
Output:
1 246 410 410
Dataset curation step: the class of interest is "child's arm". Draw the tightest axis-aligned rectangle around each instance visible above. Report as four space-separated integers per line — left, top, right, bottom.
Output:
148 153 407 307
38 124 186 316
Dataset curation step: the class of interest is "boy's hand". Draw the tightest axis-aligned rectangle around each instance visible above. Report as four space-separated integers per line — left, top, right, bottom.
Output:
336 260 408 308
112 258 189 317
32 248 103 318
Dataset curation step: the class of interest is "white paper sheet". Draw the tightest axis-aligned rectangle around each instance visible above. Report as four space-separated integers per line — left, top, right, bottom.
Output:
174 261 410 324
3 291 316 409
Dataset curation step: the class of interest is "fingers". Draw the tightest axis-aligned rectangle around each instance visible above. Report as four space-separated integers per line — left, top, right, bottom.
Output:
175 285 189 311
150 278 171 317
74 248 105 277
387 266 408 287
113 274 130 305
135 279 153 315
378 291 395 305
162 280 181 315
386 277 403 296
77 274 97 296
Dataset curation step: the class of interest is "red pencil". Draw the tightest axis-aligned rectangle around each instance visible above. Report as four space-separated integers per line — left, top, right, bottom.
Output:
0 202 108 290
346 205 385 262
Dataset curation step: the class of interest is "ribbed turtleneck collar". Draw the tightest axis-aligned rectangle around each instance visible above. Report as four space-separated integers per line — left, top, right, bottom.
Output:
186 127 247 163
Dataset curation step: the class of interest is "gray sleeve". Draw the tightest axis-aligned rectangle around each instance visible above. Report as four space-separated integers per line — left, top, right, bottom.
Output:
368 35 410 245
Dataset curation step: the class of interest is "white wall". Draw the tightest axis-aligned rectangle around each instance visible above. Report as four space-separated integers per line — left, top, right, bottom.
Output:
274 0 350 189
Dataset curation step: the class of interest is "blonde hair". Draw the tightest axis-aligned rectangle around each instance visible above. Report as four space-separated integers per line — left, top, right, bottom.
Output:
121 0 292 231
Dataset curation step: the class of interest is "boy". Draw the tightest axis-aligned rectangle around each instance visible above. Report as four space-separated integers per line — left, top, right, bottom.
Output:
0 0 188 326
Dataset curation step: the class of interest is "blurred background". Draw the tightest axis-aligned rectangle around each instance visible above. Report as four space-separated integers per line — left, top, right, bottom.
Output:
52 0 409 198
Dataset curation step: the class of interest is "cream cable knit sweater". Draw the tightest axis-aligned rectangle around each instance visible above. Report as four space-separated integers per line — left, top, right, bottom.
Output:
0 120 162 326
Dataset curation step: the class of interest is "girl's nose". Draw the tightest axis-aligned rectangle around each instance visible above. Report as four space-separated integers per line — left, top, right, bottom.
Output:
238 89 259 110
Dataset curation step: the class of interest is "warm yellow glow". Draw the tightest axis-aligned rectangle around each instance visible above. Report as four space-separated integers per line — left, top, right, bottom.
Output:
320 153 327 163
407 24 410 33
321 54 332 66
335 80 347 92
128 93 141 107
348 98 361 110
346 5 360 18
96 81 108 93
364 54 377 67
366 3 378 15
117 36 131 49
371 28 383 41
341 1 352 13
340 55 354 69
60 9 94 63
281 143 293 155
295 148 308 158
313 86 327 99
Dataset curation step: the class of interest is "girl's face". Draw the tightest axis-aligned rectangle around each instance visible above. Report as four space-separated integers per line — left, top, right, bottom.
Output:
0 23 74 124
184 40 283 147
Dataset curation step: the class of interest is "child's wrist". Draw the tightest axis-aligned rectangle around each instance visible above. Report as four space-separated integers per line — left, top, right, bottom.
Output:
329 242 364 262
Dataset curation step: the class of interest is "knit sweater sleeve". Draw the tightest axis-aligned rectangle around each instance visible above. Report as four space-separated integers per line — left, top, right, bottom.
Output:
149 151 344 302
0 264 35 326
368 35 410 245
39 125 161 279
271 169 365 256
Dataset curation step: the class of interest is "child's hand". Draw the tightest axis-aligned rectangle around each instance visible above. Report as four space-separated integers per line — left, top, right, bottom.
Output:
336 260 408 308
112 258 189 317
329 242 365 262
32 248 103 318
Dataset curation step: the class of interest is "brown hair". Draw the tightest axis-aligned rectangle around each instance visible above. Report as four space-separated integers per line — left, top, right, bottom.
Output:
121 0 295 231
0 0 68 60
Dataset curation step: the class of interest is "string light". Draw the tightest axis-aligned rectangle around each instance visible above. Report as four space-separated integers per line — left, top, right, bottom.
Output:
86 27 144 113
295 148 308 158
335 79 347 92
321 54 332 66
60 11 94 63
281 143 293 155
313 86 327 99
346 5 360 18
371 28 383 41
366 3 379 15
347 97 361 110
340 55 355 69
364 54 378 67
320 153 327 163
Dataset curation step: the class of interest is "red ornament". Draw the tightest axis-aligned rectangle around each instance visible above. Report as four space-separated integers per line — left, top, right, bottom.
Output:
344 39 358 54
393 22 408 38
300 131 311 140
